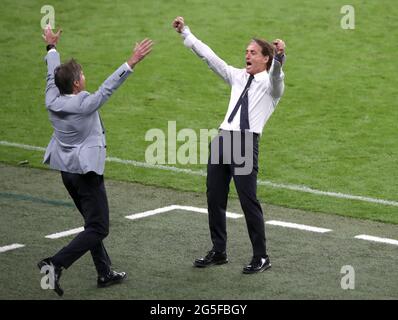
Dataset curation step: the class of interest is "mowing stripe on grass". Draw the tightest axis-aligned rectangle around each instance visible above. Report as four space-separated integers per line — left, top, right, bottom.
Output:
2 140 398 207
0 243 25 253
126 204 243 220
266 220 332 233
0 192 74 207
45 227 84 239
354 235 398 246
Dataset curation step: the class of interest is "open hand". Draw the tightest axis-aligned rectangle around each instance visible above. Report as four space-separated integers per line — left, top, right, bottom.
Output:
127 38 153 68
42 25 62 45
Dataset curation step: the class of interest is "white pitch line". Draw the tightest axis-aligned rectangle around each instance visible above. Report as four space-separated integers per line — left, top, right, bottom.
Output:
0 140 46 152
257 180 398 207
45 227 84 239
2 140 398 207
354 235 398 246
175 205 243 219
266 220 332 233
125 205 180 220
125 205 243 220
107 157 206 177
0 243 25 253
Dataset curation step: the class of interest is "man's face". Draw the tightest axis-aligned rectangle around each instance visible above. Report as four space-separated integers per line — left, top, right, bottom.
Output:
73 71 86 93
78 71 86 91
245 42 269 75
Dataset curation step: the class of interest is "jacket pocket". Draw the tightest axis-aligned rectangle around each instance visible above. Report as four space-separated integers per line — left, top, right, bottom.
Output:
78 145 106 174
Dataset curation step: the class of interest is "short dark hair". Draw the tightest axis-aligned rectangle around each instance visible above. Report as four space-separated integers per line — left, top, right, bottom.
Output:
54 59 82 94
251 38 275 71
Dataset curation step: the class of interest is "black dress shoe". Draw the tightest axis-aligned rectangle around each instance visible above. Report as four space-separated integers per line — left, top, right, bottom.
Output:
97 270 127 288
193 250 228 268
37 258 64 297
242 256 271 274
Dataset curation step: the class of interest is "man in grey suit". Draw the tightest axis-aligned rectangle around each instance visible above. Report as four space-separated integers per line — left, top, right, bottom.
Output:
38 26 153 296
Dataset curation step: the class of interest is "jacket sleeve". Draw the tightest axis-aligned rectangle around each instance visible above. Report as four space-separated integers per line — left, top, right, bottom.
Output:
182 27 239 86
79 63 133 114
44 50 61 108
269 59 285 99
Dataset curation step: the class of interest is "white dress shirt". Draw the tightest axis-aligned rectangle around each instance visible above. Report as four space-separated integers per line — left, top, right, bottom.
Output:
181 27 285 135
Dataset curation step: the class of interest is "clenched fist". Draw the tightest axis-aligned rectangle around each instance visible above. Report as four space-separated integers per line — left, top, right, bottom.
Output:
172 16 185 33
272 39 286 55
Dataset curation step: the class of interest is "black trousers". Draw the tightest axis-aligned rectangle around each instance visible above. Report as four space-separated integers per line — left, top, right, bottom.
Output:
51 171 111 276
207 130 267 258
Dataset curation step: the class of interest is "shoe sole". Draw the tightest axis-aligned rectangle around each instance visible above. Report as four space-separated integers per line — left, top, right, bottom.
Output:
242 263 271 274
193 260 229 268
97 274 127 288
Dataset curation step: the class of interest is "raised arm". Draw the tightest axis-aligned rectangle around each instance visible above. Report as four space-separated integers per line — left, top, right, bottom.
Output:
172 16 238 85
269 39 286 99
80 38 153 114
42 25 62 107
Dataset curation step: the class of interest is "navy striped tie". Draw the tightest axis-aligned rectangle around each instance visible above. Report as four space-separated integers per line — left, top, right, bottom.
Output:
227 74 254 130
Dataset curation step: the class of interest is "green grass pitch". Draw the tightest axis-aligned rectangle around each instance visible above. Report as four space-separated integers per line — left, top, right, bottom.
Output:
0 0 397 299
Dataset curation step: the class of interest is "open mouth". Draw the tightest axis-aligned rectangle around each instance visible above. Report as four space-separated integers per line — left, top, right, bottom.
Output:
246 62 252 67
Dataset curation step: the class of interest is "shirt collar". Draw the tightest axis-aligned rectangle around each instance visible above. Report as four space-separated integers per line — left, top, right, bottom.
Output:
252 69 268 81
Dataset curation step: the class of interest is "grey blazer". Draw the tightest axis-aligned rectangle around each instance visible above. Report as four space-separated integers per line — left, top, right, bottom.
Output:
43 50 132 175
